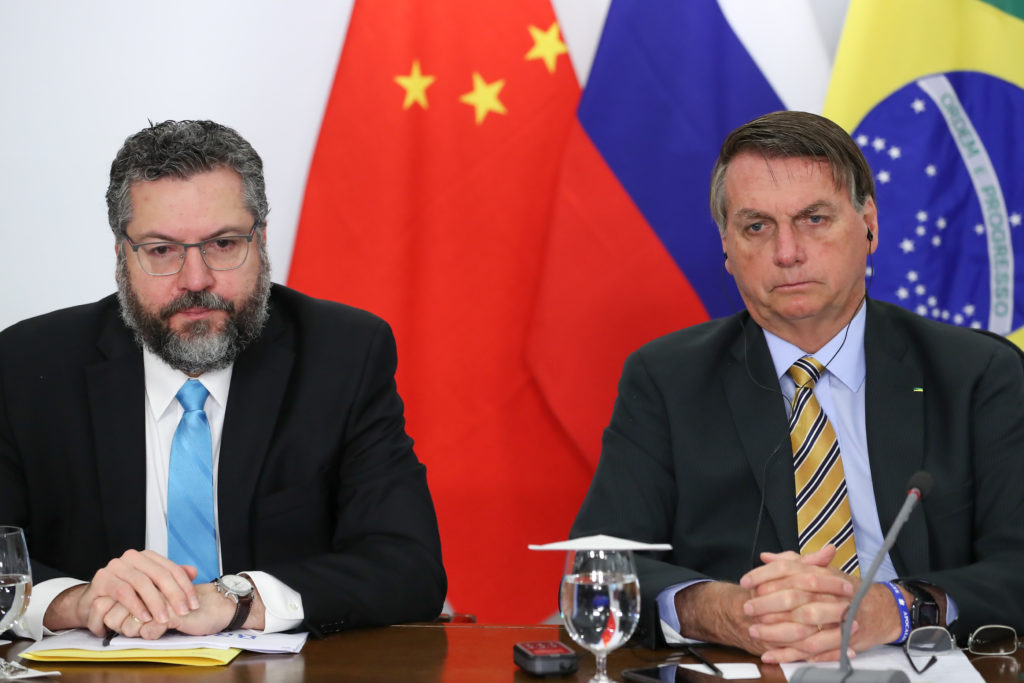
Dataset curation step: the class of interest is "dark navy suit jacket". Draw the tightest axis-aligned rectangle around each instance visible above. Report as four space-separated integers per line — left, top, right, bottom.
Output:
573 299 1024 644
0 284 446 634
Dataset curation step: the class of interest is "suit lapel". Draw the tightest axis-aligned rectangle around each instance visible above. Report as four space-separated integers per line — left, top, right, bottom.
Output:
217 306 294 571
86 308 147 558
864 302 928 575
722 315 798 553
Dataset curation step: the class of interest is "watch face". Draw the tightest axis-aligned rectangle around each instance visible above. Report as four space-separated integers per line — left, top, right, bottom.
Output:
219 574 252 594
919 603 941 627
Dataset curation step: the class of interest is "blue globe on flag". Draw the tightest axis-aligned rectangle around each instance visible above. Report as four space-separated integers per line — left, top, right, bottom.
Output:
855 71 1024 335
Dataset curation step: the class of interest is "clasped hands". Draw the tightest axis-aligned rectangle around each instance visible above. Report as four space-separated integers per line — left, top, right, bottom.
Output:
738 545 898 664
46 549 238 640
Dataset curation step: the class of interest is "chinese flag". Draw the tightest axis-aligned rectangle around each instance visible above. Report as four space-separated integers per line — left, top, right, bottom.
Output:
289 0 586 621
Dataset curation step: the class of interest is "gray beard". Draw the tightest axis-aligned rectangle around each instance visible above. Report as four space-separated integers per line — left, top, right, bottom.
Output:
116 247 272 375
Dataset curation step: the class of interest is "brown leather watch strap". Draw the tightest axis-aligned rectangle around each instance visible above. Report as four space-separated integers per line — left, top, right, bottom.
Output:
226 589 253 631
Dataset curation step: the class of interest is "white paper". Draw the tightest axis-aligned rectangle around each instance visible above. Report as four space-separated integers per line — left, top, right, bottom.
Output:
681 662 761 679
528 534 672 551
21 629 307 655
781 645 983 682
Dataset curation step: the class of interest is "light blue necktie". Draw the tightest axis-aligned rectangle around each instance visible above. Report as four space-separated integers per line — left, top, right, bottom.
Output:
167 379 218 583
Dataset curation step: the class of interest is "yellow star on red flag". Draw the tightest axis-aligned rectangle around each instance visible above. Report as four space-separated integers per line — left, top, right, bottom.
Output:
459 72 507 124
394 60 436 110
525 21 568 74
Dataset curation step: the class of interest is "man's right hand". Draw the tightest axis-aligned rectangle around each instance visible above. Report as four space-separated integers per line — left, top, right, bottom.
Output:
673 547 859 663
674 580 854 663
43 549 199 636
739 548 857 662
742 547 910 662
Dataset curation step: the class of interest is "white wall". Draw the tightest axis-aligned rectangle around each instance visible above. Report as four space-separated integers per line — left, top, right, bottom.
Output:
0 0 845 331
0 0 358 330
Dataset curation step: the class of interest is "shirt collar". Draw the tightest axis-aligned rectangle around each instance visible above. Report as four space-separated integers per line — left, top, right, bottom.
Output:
762 302 867 392
142 346 234 417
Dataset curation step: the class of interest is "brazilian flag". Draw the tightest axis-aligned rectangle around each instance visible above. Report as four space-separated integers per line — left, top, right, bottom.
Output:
824 0 1024 342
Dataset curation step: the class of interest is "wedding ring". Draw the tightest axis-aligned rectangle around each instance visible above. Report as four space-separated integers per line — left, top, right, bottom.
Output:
128 614 143 624
817 624 823 632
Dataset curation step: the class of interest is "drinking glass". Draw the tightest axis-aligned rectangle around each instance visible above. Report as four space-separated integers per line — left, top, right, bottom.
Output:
559 549 640 682
0 526 32 634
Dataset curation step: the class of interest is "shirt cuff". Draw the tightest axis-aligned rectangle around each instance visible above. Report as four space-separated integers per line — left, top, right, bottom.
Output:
244 571 303 633
656 579 710 645
13 577 86 641
945 593 959 626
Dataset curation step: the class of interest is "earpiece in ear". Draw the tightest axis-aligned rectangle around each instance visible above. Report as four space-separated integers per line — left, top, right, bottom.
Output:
723 252 728 260
866 231 874 241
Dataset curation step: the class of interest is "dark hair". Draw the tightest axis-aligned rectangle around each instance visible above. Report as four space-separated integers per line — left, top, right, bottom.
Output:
709 111 874 234
106 120 269 238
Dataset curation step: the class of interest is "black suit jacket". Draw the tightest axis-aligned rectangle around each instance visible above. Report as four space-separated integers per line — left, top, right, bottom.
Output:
572 299 1024 643
0 284 446 634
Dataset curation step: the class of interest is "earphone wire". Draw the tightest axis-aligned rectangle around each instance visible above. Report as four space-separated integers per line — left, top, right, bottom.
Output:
722 236 876 570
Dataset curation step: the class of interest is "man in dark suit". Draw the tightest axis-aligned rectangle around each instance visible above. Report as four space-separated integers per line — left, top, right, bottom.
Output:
0 120 445 640
572 111 1024 663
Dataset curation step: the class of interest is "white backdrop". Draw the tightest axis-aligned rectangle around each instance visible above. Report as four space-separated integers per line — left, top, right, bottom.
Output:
0 0 846 331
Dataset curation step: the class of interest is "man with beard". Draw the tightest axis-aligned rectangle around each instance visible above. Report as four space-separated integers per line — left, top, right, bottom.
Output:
0 120 446 640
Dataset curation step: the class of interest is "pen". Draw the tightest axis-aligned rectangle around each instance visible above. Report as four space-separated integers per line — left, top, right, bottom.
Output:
686 645 723 677
102 629 116 647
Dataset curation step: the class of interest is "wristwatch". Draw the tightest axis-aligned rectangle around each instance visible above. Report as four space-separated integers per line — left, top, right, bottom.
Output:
214 574 255 631
895 580 940 629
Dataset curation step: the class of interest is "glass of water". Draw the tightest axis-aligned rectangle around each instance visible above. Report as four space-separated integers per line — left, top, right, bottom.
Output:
559 549 640 682
0 526 32 634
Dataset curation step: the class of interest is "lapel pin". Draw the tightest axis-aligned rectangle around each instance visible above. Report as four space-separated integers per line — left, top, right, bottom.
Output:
912 387 924 393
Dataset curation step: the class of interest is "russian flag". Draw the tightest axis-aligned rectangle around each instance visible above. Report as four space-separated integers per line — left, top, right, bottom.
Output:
529 0 831 468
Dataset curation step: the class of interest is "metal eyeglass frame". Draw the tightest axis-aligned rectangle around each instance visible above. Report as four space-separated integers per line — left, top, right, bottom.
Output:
903 624 1018 674
123 222 258 276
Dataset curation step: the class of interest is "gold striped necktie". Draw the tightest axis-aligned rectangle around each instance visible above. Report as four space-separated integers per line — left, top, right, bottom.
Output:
788 356 860 576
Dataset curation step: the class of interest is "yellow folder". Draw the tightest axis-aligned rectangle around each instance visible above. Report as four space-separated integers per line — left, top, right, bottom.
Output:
21 646 241 667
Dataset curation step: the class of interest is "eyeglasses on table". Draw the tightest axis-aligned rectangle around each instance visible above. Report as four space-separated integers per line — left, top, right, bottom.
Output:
903 624 1017 674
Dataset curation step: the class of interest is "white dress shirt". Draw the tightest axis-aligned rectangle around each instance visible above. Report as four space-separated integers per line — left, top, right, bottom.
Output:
18 347 303 639
658 305 954 642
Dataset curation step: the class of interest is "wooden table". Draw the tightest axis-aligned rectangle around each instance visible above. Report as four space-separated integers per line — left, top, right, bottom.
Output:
3 624 1021 681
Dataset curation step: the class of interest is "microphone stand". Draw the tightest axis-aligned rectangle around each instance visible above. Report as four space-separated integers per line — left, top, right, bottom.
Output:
790 482 927 683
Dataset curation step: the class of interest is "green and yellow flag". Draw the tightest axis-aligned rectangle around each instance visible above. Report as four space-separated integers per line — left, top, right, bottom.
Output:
825 0 1024 343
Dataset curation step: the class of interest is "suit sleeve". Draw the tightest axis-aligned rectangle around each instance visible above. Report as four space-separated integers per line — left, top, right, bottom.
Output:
570 349 711 644
914 340 1024 637
256 319 446 634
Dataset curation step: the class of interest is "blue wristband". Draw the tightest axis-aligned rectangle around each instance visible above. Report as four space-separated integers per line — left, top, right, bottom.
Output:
883 581 911 644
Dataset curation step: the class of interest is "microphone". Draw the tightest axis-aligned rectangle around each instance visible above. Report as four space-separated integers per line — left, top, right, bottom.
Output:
790 471 933 683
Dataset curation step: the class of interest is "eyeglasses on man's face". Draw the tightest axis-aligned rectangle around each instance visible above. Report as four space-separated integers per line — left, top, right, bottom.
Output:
123 222 258 276
904 624 1018 674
